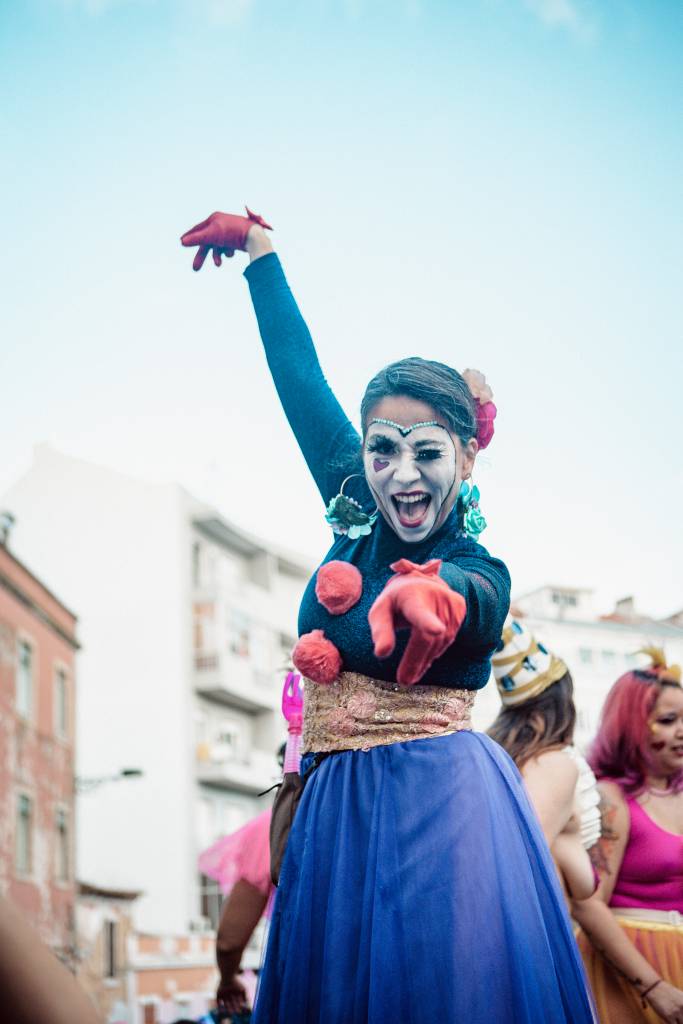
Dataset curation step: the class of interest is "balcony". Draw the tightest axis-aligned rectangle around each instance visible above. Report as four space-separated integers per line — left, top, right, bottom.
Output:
194 651 280 714
196 744 279 795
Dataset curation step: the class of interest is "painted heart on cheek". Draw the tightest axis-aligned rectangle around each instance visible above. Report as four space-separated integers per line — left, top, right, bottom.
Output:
373 458 390 472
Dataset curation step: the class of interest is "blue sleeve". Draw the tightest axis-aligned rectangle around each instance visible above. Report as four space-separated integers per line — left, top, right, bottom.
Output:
244 253 361 503
440 552 511 652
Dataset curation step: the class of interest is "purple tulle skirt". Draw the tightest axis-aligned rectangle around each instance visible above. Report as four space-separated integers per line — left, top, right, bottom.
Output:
253 731 595 1023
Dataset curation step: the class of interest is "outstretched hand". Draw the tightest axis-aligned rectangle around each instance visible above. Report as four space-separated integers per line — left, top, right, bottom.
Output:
368 559 467 686
180 207 273 271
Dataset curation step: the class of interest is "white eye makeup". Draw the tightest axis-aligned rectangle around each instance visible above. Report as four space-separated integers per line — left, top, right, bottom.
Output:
363 420 460 542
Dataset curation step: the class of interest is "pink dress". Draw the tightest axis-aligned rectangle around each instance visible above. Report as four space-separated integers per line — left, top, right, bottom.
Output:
199 808 274 901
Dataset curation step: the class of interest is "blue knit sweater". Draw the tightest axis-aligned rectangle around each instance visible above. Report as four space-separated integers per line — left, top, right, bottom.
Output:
245 253 510 690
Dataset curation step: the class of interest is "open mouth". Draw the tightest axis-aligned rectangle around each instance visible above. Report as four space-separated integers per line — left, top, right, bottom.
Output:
391 492 432 529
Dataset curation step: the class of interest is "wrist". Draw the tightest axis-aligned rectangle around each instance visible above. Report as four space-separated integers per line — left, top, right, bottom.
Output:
638 977 663 1006
246 225 273 260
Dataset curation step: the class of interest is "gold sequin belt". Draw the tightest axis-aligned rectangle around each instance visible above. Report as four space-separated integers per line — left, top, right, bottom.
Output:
302 671 475 754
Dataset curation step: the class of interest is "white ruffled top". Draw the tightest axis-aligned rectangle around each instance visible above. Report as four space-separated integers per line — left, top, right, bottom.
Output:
563 745 601 850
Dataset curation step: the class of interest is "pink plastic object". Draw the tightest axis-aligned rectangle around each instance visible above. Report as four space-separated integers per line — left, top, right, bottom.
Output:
282 671 304 773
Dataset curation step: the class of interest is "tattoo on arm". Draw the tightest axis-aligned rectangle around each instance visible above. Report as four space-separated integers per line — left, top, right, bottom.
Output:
589 796 619 877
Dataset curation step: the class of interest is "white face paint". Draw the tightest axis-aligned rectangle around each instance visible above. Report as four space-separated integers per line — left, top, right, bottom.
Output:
363 418 460 543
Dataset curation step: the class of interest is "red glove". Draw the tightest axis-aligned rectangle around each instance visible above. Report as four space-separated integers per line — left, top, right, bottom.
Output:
180 207 273 271
368 559 467 686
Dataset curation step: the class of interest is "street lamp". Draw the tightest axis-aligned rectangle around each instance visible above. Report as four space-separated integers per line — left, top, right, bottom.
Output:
75 768 144 794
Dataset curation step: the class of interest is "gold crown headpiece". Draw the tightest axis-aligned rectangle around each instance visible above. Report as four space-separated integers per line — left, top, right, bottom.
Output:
637 647 682 686
492 618 568 708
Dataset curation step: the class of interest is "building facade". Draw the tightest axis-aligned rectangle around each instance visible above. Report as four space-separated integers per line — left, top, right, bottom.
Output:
472 584 683 748
3 444 310 940
0 532 78 961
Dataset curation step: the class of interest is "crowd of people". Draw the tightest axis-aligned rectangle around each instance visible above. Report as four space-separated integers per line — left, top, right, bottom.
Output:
9 207 678 1024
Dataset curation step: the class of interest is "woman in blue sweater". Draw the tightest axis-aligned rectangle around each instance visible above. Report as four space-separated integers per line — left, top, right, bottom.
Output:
181 209 594 1023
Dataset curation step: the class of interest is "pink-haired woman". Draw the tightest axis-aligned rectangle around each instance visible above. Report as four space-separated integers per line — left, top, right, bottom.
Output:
574 650 683 1024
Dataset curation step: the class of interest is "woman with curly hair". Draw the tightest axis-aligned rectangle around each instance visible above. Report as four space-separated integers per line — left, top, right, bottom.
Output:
573 649 683 1024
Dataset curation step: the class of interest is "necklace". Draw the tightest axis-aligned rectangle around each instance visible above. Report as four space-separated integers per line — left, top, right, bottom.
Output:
647 782 676 797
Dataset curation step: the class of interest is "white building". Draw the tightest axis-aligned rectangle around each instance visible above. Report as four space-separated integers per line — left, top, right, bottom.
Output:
473 585 683 749
2 445 311 935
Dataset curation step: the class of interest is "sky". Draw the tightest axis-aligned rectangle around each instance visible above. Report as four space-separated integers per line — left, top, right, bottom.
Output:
1 0 682 617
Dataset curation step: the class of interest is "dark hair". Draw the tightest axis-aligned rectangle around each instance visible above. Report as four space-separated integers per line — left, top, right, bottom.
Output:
360 357 477 445
487 672 576 769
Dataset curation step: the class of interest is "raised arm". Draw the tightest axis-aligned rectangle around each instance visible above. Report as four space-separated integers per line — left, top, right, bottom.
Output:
181 210 359 502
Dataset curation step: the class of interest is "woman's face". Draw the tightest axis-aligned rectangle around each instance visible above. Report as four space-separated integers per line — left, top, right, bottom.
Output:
363 395 476 543
646 686 683 779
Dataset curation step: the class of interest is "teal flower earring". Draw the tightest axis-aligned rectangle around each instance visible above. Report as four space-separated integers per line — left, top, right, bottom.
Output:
459 481 487 540
325 476 378 539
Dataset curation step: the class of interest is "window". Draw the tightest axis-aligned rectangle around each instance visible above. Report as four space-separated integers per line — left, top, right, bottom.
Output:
199 872 223 930
55 808 69 882
104 921 117 978
602 650 616 664
279 633 296 667
214 720 242 761
16 795 32 875
551 592 577 607
577 709 592 732
16 640 33 719
578 648 593 664
192 541 201 587
54 668 68 738
228 610 250 658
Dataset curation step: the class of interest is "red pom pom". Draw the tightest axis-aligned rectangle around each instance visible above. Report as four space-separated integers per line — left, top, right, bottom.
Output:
315 561 363 615
292 630 342 686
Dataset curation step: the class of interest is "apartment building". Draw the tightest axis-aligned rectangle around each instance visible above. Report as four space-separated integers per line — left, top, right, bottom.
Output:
3 444 310 936
0 523 78 960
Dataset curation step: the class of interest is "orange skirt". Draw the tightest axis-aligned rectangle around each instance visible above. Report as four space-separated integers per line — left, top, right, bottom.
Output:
577 910 683 1023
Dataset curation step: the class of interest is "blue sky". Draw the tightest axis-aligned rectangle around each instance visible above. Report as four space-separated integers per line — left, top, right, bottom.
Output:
1 0 682 616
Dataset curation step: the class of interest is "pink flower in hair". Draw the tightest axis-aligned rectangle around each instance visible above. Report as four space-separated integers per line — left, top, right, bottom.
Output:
461 368 494 405
476 401 497 450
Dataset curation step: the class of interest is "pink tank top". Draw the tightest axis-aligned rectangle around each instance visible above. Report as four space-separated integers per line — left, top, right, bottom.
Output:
610 796 683 912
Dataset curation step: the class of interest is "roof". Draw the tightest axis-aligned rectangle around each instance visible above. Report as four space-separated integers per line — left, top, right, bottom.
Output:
193 514 312 577
77 880 142 901
0 542 79 649
514 584 594 600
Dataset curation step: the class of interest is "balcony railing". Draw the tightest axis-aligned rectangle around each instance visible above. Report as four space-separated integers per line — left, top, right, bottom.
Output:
193 651 279 713
195 744 278 795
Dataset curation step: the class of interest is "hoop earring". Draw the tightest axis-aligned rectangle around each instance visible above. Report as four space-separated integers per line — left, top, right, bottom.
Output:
325 475 378 539
459 480 487 541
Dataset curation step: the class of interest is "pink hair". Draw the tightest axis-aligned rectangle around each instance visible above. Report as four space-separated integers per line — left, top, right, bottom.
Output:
588 669 683 795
